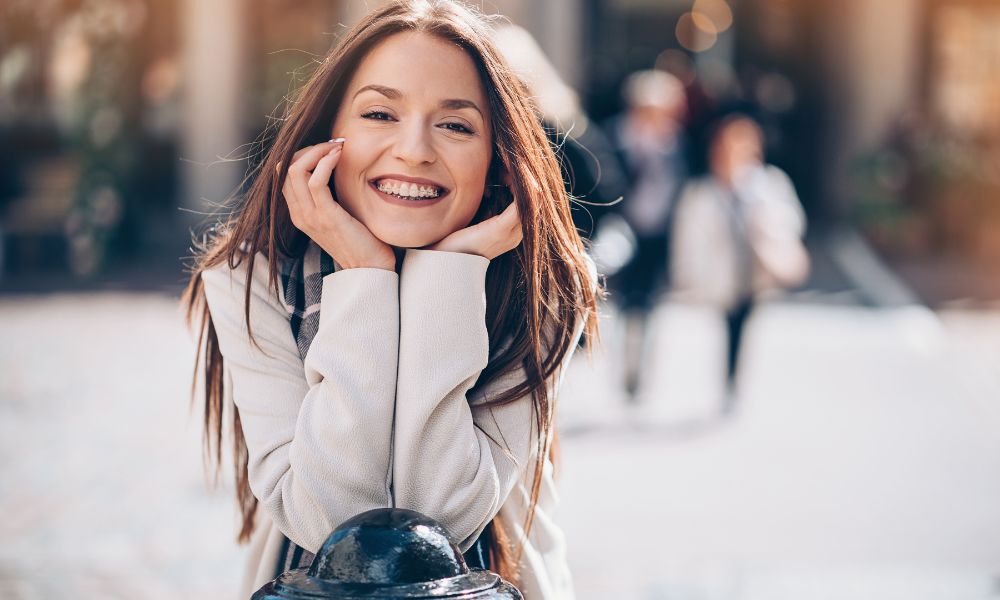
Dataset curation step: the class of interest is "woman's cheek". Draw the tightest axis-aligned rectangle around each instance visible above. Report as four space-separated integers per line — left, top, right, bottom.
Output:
460 179 488 218
332 164 360 217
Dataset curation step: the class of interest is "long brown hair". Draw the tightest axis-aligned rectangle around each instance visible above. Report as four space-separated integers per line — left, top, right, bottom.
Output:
181 0 599 585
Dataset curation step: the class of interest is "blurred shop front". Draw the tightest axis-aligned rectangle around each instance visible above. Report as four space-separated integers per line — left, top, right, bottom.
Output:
1 0 182 280
0 0 352 283
846 1 1000 271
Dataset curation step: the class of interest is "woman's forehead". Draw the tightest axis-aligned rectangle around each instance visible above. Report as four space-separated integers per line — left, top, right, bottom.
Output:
346 32 488 112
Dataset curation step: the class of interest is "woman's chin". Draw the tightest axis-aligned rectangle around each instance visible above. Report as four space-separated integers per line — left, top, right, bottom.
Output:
368 224 446 250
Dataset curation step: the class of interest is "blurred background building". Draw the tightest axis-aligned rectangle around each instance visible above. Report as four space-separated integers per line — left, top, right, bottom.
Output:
2 0 998 299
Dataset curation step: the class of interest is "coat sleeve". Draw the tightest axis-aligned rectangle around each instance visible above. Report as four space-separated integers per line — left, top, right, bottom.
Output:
201 254 399 552
391 248 584 551
670 183 724 302
752 165 807 239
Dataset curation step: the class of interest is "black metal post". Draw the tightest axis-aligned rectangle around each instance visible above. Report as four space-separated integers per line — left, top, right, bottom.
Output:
251 508 523 599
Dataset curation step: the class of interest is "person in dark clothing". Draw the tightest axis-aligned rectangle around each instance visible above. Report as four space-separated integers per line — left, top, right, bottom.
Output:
546 121 628 241
602 70 689 400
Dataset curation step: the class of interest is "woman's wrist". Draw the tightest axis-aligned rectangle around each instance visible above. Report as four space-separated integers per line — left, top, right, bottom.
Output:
315 241 396 271
336 259 396 271
413 247 489 260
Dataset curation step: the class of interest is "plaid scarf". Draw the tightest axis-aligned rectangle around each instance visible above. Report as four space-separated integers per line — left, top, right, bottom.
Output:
279 241 338 360
272 240 335 574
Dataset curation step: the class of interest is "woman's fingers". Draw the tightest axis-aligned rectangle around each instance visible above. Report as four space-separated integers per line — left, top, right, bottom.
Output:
483 200 522 251
280 140 344 229
279 161 306 229
499 200 521 232
287 140 342 173
306 144 343 208
289 141 341 211
501 201 523 251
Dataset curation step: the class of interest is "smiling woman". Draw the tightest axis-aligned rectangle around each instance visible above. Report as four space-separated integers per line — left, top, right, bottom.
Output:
180 2 599 599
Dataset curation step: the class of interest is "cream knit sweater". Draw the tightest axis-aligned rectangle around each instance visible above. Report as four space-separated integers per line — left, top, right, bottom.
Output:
202 248 581 600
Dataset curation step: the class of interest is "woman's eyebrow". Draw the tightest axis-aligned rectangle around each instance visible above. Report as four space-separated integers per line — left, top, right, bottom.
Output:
353 84 484 119
440 98 483 118
354 84 402 100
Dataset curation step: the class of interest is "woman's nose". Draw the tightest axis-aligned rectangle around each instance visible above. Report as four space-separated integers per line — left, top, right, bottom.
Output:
392 121 436 166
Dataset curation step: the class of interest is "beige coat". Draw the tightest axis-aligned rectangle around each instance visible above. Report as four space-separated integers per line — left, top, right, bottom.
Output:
671 165 807 310
202 248 581 600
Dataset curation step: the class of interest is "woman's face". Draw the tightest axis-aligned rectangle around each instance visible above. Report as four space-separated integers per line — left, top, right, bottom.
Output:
330 32 494 248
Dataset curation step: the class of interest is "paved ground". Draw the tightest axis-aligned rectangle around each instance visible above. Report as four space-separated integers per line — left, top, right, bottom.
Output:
558 301 1000 599
2 288 1000 599
0 293 241 599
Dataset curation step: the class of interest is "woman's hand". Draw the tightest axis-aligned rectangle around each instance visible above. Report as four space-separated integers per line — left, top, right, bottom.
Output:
425 199 523 260
279 139 396 271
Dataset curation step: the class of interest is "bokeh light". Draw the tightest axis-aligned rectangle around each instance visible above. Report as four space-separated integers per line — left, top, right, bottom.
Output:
676 11 718 53
693 0 734 34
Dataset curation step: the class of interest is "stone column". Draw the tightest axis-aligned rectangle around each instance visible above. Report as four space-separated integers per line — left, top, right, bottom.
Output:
179 0 247 224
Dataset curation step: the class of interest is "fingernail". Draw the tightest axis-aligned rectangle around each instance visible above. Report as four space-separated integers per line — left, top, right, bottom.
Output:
329 137 346 143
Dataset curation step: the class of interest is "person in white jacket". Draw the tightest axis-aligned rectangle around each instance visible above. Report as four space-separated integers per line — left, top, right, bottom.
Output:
180 2 599 599
671 114 808 414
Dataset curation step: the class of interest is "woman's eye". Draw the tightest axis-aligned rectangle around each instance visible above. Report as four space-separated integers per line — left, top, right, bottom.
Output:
441 122 473 134
361 110 394 121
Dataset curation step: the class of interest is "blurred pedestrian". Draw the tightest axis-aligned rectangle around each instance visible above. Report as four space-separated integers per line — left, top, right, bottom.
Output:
672 114 808 415
602 69 689 401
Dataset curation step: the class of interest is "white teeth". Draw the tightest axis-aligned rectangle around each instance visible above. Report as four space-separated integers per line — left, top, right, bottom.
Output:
376 179 441 199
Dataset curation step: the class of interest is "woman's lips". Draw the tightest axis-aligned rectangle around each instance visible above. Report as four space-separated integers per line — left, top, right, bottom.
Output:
368 180 449 208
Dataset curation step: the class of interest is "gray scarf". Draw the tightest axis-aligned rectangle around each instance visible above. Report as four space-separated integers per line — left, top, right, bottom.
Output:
272 241 335 573
279 241 338 359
